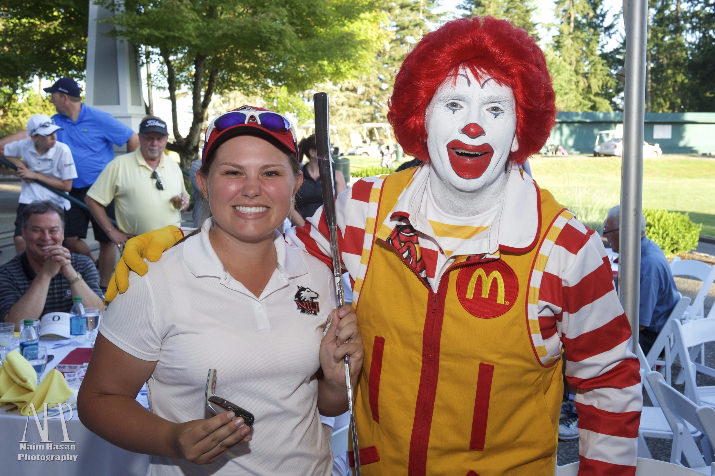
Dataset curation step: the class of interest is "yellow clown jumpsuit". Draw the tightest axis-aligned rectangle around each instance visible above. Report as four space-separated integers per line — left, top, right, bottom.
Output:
351 170 566 475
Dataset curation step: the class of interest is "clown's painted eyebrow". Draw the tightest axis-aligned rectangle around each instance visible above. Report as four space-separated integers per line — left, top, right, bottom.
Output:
455 73 494 89
457 72 471 86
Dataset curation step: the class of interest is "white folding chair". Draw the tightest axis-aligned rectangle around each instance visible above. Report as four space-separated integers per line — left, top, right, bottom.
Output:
637 343 701 459
670 258 715 321
671 318 715 406
645 295 692 384
647 371 714 473
697 406 715 453
556 457 712 475
670 259 715 384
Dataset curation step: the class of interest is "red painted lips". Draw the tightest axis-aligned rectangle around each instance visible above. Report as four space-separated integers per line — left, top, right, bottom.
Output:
446 140 494 179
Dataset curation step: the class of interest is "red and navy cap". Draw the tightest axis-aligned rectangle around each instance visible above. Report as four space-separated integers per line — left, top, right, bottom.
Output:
202 106 298 164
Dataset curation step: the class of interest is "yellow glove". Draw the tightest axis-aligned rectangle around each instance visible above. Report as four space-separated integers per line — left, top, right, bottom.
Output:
105 226 184 304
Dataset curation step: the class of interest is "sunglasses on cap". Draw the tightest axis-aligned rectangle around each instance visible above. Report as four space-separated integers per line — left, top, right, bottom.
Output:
206 107 296 143
30 121 56 135
214 109 292 133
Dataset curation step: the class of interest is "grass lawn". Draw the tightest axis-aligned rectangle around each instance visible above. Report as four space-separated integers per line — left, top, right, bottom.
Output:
345 153 715 237
529 154 715 237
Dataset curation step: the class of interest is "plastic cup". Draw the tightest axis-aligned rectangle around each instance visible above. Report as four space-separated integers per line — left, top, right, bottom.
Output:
85 308 101 345
29 346 48 382
0 322 15 350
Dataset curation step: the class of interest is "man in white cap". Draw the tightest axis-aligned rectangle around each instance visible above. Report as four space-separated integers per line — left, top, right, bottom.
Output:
0 114 77 253
85 115 188 249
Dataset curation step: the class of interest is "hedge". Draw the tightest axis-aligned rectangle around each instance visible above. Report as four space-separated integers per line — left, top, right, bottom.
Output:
644 209 701 255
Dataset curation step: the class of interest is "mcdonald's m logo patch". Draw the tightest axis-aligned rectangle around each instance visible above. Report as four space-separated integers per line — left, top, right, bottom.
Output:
456 260 518 318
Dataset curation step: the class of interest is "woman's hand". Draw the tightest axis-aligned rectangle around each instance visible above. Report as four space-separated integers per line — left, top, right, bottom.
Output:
319 305 363 392
172 411 252 464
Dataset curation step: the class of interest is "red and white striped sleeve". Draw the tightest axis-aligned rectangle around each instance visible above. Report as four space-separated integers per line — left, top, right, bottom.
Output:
287 177 383 300
540 217 642 474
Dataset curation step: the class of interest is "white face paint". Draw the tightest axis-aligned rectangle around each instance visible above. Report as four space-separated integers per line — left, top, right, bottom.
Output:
425 68 519 194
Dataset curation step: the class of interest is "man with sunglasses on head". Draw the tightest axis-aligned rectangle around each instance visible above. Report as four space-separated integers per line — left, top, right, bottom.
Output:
41 77 139 291
0 114 77 254
85 115 188 254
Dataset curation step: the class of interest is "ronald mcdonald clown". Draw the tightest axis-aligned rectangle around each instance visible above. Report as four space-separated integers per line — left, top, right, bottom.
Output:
107 16 641 476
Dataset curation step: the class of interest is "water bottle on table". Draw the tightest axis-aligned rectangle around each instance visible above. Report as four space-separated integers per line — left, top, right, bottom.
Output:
70 296 87 341
20 318 39 360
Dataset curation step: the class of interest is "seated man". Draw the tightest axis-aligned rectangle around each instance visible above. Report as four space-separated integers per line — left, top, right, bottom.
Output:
0 201 104 329
603 205 679 354
85 115 188 249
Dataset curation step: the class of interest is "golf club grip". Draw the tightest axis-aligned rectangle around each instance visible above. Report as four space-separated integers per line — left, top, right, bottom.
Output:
314 92 338 229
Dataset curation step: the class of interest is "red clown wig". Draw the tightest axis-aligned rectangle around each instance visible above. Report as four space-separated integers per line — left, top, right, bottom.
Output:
388 16 556 165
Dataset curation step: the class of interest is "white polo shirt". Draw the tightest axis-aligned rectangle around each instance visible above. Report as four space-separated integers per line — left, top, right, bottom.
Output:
3 138 76 209
101 219 335 475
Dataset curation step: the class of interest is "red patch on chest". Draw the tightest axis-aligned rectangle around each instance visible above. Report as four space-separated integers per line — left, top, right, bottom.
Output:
456 260 518 318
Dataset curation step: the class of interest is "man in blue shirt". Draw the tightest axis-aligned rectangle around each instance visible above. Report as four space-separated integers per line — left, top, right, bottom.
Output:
43 77 138 290
603 205 680 354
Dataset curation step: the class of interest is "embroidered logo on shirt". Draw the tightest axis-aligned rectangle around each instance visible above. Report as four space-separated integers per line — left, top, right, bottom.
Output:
294 286 320 316
456 260 518 318
386 223 427 282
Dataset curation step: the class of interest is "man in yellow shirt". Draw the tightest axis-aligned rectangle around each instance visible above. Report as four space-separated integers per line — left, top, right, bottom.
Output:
85 116 187 250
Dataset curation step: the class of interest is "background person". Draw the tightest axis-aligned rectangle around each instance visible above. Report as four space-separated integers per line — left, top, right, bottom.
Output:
289 134 347 227
44 77 139 290
0 114 77 253
85 115 188 249
603 204 679 354
0 201 103 329
78 106 363 475
189 156 209 227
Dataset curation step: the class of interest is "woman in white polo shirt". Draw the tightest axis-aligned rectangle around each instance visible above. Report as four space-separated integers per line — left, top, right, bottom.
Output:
78 106 363 475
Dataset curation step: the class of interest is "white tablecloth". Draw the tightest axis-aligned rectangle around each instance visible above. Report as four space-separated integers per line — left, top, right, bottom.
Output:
1 338 151 476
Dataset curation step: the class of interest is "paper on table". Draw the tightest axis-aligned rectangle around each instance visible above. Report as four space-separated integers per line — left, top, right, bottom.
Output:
55 348 93 388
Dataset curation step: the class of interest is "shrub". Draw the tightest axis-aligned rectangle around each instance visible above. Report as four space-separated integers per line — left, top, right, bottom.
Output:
644 209 701 255
351 166 393 178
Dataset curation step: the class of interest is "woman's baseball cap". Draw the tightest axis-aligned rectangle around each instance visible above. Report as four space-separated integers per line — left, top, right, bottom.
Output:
202 106 297 164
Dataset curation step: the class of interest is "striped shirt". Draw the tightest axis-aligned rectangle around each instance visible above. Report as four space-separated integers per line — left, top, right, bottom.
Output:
0 253 102 319
287 163 641 473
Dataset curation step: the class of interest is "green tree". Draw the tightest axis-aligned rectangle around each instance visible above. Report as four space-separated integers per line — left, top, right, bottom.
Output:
326 1 439 126
683 0 714 111
458 0 539 38
0 91 55 138
647 0 689 112
546 0 615 111
100 0 384 168
0 0 88 113
589 0 624 111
